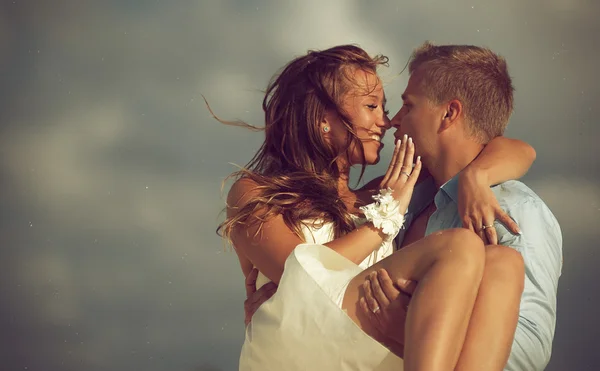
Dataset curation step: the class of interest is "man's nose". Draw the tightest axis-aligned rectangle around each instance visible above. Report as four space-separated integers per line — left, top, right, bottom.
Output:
382 114 392 129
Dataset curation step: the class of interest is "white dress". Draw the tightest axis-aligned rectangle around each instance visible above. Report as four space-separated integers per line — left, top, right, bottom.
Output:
240 217 404 370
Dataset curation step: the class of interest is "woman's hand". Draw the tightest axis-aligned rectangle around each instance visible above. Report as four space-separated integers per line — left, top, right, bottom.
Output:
379 134 422 214
458 169 521 244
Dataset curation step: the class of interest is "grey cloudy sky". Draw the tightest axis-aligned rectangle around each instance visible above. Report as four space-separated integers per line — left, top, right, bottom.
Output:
0 1 598 370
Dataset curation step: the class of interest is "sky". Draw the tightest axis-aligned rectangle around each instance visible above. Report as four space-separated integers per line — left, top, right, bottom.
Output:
0 1 599 370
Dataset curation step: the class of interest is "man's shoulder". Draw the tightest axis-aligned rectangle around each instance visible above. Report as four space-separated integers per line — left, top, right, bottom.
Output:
492 181 563 258
492 180 560 227
491 180 545 207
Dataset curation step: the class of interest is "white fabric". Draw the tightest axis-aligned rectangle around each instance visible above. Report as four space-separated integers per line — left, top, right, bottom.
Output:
359 188 405 242
240 218 404 370
255 217 394 290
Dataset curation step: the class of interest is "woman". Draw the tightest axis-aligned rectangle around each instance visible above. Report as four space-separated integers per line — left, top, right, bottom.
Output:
216 45 532 370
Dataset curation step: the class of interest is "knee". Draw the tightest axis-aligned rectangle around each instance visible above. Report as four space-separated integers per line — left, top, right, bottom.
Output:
442 228 485 256
436 228 485 272
484 245 525 291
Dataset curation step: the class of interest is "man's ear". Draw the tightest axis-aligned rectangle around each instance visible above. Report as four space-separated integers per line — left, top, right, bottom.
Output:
440 99 462 131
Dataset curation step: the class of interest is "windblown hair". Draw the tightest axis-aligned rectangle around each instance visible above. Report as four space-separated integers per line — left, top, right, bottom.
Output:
409 42 514 143
216 45 388 242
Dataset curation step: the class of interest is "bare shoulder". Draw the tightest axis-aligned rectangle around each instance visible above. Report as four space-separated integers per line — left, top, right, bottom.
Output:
227 177 261 216
226 177 303 284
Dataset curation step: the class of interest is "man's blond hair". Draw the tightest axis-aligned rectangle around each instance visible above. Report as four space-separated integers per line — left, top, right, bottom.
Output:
409 42 514 143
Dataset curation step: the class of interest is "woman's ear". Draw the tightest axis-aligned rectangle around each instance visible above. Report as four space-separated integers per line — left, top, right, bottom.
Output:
320 110 337 138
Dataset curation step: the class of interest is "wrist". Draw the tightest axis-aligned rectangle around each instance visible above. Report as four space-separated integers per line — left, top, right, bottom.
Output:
461 165 490 186
360 188 405 242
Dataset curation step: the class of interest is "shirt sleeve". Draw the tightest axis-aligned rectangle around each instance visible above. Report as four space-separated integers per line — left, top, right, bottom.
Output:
497 199 563 371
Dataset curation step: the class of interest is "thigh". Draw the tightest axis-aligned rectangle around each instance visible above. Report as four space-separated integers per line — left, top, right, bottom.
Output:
341 228 483 340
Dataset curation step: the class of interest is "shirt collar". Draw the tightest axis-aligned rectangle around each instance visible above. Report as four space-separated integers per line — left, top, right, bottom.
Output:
435 173 460 207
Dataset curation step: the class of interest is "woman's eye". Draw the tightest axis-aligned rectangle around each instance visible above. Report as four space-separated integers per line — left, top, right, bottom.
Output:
367 104 388 115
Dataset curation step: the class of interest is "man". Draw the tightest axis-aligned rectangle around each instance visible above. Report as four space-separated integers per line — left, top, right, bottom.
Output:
359 42 562 370
244 42 562 370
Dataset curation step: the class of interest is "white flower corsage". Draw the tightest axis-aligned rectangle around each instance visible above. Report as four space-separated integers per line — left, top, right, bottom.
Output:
359 188 405 241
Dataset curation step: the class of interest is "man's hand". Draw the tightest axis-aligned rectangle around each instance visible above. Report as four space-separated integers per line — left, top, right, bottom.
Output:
244 268 277 326
359 269 416 345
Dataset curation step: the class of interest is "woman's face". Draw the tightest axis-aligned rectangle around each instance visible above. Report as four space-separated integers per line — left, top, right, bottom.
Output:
324 69 391 167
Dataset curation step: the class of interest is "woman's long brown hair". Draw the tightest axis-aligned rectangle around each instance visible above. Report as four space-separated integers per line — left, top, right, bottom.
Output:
216 45 389 243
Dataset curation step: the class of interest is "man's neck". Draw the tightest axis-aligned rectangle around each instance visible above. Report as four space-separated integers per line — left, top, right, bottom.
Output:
427 140 484 188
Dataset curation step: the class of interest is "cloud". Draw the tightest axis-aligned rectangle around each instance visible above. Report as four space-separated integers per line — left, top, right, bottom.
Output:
0 1 598 371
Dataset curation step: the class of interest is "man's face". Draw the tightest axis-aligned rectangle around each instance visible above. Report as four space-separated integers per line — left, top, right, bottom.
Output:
390 70 444 159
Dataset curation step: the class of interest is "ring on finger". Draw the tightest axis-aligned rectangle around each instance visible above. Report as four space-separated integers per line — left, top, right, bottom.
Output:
400 171 410 178
372 306 380 314
479 224 494 232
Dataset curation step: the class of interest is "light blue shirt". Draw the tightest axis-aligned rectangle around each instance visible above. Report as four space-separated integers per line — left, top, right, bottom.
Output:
397 176 563 371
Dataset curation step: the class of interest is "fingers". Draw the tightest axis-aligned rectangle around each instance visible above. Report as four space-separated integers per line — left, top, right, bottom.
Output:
363 279 381 314
244 282 277 325
359 297 383 331
463 217 475 233
377 269 401 301
485 226 498 245
476 226 488 244
395 279 415 312
381 139 401 186
395 278 417 296
498 210 521 236
467 215 490 244
397 291 412 312
481 214 498 245
245 268 259 298
482 213 498 245
405 155 422 187
401 136 415 175
390 135 408 182
369 271 391 307
359 297 375 321
246 282 277 306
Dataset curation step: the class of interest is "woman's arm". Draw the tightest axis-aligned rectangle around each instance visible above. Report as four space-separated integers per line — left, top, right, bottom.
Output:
463 136 536 185
459 137 536 242
228 178 388 284
229 140 422 284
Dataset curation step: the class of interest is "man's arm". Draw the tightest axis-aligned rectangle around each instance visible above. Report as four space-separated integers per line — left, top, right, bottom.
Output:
498 198 563 370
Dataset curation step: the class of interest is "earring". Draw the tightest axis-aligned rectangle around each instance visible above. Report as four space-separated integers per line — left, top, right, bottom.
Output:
323 126 330 133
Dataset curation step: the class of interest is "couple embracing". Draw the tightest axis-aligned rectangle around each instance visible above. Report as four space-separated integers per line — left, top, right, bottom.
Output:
216 42 562 371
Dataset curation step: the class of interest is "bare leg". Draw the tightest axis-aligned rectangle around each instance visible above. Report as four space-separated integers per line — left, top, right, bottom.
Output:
454 245 525 371
342 228 485 371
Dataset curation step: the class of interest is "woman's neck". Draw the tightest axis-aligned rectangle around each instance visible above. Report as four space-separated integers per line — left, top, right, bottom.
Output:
336 167 367 214
336 165 352 195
